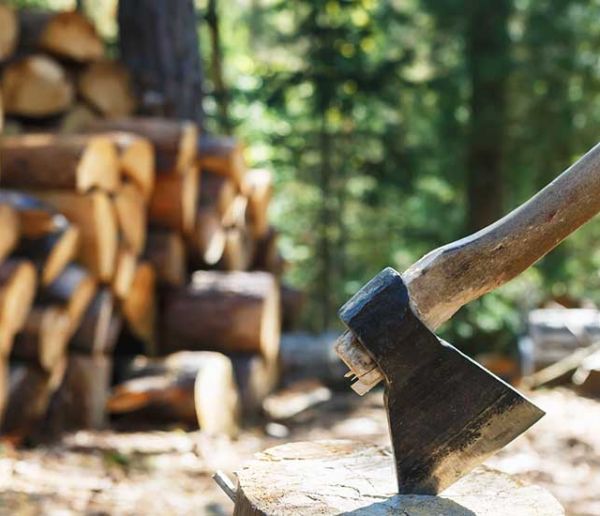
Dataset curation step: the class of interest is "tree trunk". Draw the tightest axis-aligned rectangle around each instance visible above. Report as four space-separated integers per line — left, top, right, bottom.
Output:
465 0 511 232
117 0 204 127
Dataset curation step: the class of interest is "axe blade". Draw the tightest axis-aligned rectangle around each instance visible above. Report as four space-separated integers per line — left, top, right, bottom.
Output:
339 267 544 494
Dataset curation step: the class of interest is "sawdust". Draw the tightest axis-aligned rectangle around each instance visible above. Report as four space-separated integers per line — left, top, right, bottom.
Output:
0 388 597 515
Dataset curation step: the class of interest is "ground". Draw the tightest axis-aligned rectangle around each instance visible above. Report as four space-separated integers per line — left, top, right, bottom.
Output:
0 388 598 515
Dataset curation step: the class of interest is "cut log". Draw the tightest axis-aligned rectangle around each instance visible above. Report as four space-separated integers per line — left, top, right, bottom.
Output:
78 60 136 117
253 227 285 275
70 288 122 355
122 262 156 356
160 271 281 361
189 205 226 266
38 264 96 335
114 182 147 254
144 230 186 287
221 226 254 271
0 260 37 354
59 103 99 134
44 354 112 431
0 191 80 286
86 117 198 174
19 10 104 63
200 171 236 217
1 359 66 445
112 246 137 300
11 306 71 372
243 169 272 239
0 4 18 62
198 134 246 187
109 132 155 201
28 191 118 281
108 351 239 436
0 133 120 193
0 204 20 264
149 166 199 234
232 441 564 516
1 55 74 118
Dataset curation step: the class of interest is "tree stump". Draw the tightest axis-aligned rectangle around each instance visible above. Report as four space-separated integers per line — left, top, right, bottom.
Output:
232 440 564 516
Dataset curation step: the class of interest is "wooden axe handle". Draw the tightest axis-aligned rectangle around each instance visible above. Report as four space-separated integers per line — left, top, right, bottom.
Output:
338 142 600 393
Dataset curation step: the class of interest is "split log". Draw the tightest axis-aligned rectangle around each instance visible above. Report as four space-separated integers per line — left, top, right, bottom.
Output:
0 134 120 193
200 171 236 218
109 132 155 201
18 10 104 62
59 103 99 134
149 166 199 234
122 262 157 356
1 55 74 118
0 191 79 286
1 359 65 445
161 271 281 361
231 441 564 515
87 117 198 174
221 226 255 271
114 182 147 254
0 204 20 264
70 288 122 355
231 353 278 419
11 306 71 372
0 4 18 62
112 246 137 300
253 227 285 275
222 195 248 229
108 351 239 436
144 230 186 287
38 264 96 334
198 135 246 187
29 191 118 281
243 169 272 239
44 354 112 431
78 61 136 117
189 205 226 267
0 260 37 355
281 284 306 331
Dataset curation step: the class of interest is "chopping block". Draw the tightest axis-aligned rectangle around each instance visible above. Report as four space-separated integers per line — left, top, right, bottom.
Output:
229 440 564 515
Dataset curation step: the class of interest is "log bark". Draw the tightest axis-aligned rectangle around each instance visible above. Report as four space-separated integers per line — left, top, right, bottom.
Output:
0 134 120 193
108 351 239 436
87 117 197 174
198 134 246 187
18 10 104 63
117 0 204 127
1 359 65 445
108 132 155 200
122 262 157 356
11 306 71 372
1 55 74 118
43 354 112 431
0 204 20 264
149 166 199 234
232 441 564 515
70 288 122 355
0 4 18 62
243 169 272 239
37 264 96 335
77 60 136 117
28 191 118 281
144 230 186 287
0 259 37 354
0 191 79 286
114 182 147 254
160 271 281 361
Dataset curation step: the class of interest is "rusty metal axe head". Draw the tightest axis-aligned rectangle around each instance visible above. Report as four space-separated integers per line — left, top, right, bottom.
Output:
339 267 544 495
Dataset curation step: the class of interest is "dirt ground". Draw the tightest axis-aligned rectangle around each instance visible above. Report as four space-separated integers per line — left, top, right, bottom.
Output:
0 387 598 515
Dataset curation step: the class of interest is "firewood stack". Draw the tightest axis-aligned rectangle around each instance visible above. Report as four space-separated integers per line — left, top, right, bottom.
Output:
0 6 292 442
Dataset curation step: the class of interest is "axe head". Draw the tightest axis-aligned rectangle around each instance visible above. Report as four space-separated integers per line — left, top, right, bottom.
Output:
339 267 544 495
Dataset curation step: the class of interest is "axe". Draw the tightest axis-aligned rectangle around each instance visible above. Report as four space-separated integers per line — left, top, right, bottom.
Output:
336 142 600 495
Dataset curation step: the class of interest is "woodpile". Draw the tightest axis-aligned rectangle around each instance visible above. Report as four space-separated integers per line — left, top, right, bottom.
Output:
0 6 293 445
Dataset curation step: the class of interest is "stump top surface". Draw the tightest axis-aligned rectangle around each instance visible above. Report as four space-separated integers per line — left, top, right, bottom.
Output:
234 440 563 516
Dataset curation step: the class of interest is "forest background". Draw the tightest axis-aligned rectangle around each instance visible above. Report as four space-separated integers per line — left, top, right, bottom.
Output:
10 0 600 357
